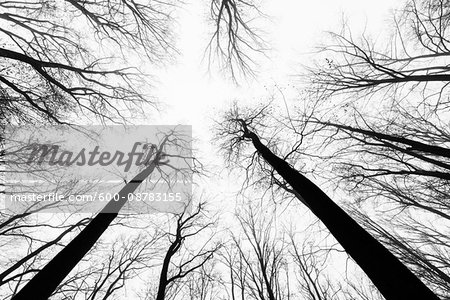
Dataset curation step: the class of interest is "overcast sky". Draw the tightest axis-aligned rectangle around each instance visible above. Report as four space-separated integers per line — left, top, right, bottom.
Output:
153 0 399 125
1 1 417 299
135 0 403 215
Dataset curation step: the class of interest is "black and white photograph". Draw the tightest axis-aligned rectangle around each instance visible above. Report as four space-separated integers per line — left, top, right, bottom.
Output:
1 0 449 299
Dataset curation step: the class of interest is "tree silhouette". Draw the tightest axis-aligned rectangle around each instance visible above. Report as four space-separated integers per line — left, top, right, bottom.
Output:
0 0 176 125
206 0 267 79
155 201 220 300
10 129 195 300
222 203 288 300
216 105 440 300
301 0 450 296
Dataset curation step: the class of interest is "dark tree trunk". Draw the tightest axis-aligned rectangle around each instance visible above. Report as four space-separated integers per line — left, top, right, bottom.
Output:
155 218 183 300
319 121 450 159
155 240 177 300
245 129 439 300
12 152 162 300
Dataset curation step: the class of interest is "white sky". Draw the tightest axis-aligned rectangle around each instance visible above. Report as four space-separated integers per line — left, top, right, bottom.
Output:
0 1 425 298
153 0 400 128
146 1 405 289
4 1 408 298
146 0 402 197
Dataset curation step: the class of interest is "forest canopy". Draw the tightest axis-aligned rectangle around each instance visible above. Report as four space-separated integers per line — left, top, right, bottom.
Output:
1 0 449 300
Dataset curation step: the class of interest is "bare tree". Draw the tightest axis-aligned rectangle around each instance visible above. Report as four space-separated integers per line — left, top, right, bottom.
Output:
288 233 340 300
299 0 450 297
307 0 450 107
215 104 439 300
11 128 197 300
206 0 268 79
0 129 100 296
349 207 450 298
0 216 91 295
183 262 222 300
1 1 268 300
154 201 220 300
0 0 178 125
0 3 178 290
221 203 288 300
0 0 269 126
51 232 164 300
287 229 385 300
220 200 383 300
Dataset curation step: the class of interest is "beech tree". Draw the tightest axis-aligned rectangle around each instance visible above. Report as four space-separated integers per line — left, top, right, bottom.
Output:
1 2 177 294
0 0 177 125
220 201 384 300
215 104 440 300
0 128 99 297
10 128 197 300
154 201 220 300
0 0 265 126
207 0 267 79
51 233 164 300
287 229 383 300
298 0 450 297
221 203 288 300
183 262 222 300
1 1 266 299
307 0 450 103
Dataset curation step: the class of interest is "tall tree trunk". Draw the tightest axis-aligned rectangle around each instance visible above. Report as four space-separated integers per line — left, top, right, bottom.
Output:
155 224 183 300
12 145 165 300
155 236 179 300
242 127 439 300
